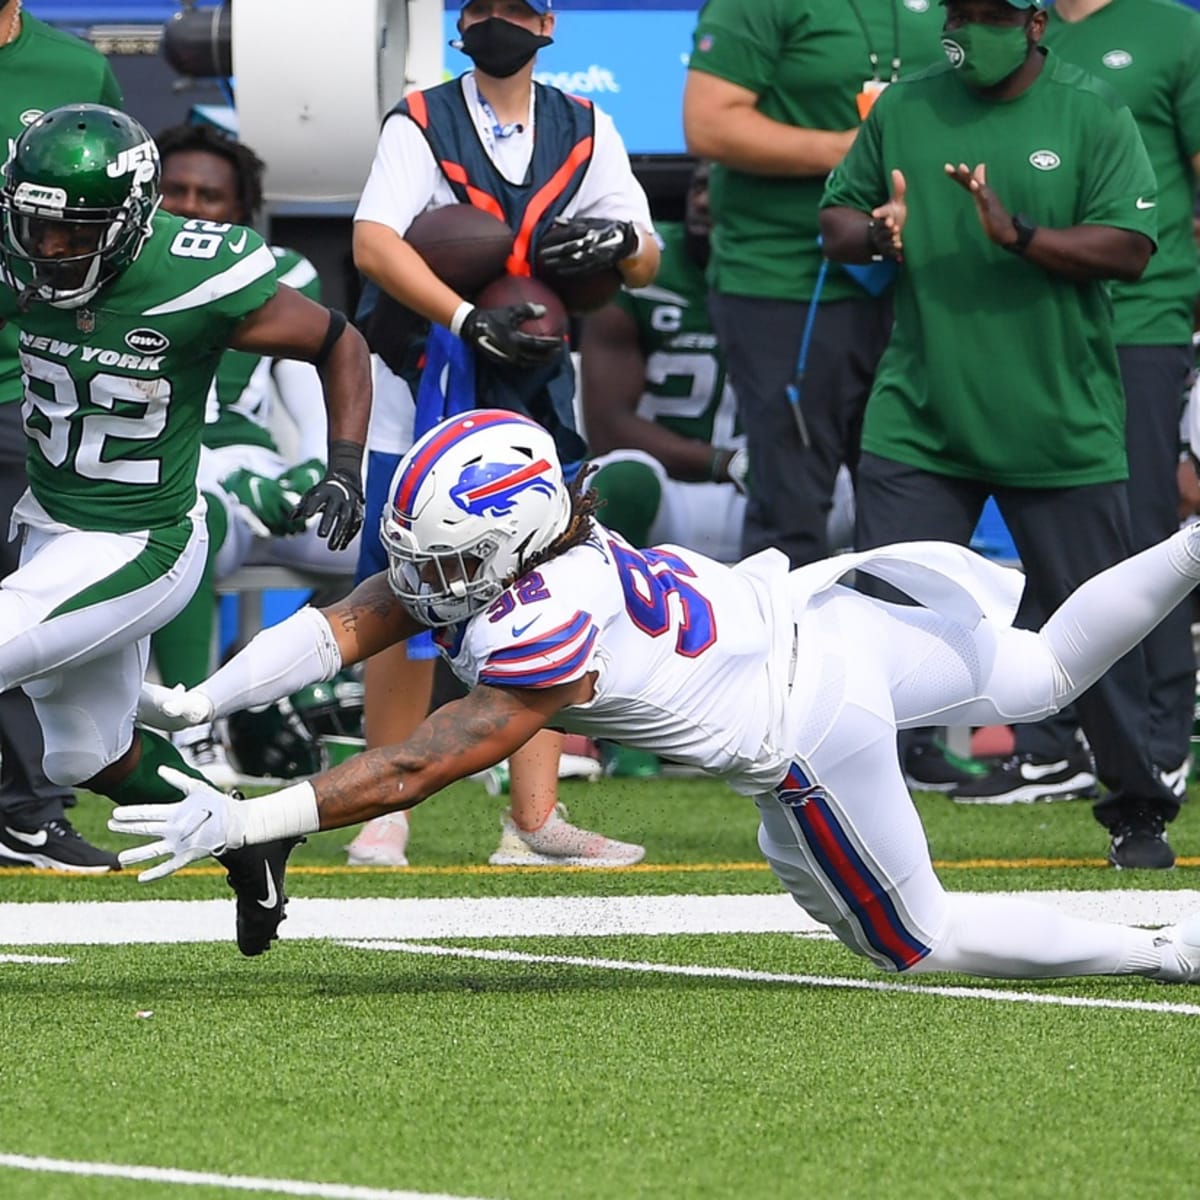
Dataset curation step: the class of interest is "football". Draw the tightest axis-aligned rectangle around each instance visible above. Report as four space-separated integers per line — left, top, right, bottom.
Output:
474 273 570 341
404 204 514 297
535 253 623 314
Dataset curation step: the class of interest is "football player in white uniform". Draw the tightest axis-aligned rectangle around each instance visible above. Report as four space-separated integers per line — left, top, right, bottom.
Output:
125 410 1200 982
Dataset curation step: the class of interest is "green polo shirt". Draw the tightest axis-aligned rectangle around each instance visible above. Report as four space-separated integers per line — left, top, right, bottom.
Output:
688 0 944 302
821 50 1157 486
0 15 123 407
1044 0 1200 346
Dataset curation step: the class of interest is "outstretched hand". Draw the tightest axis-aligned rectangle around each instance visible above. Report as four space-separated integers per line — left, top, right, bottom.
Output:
944 162 1015 248
136 682 216 731
109 766 245 882
870 168 907 258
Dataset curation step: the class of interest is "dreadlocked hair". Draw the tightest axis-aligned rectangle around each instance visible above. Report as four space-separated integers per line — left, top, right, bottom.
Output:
512 464 602 580
153 123 266 222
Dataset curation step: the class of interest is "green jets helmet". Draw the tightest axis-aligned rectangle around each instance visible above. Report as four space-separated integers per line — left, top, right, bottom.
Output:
0 103 161 309
226 671 366 780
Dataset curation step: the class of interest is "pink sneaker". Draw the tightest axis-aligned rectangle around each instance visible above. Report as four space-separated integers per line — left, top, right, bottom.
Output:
346 812 409 866
488 803 644 867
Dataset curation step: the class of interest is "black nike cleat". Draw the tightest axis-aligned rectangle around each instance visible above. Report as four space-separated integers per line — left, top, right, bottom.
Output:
218 837 304 957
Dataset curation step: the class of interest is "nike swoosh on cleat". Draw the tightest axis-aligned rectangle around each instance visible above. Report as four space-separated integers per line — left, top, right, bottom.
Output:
5 825 47 847
1018 759 1070 781
257 860 279 909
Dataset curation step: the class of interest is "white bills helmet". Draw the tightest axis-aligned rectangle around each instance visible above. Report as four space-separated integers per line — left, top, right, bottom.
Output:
381 410 571 626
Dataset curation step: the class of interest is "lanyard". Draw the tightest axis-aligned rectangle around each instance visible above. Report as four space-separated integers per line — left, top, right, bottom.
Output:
477 93 524 143
845 0 902 83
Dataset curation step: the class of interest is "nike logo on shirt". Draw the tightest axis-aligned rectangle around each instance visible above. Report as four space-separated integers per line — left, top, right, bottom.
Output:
1135 198 1156 210
512 618 541 639
229 230 249 253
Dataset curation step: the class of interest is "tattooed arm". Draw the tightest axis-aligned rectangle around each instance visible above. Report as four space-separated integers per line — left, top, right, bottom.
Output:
112 672 595 878
311 674 594 827
137 571 421 729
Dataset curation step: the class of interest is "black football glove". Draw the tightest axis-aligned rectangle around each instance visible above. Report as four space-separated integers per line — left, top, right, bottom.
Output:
292 443 364 552
458 304 563 368
538 216 639 277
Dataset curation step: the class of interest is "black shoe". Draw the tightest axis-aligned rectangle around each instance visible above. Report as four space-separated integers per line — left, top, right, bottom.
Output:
952 747 1098 805
1108 805 1175 870
219 837 303 957
0 817 120 873
903 739 989 793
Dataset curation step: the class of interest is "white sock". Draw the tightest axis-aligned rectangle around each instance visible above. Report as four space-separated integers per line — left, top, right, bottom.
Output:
909 895 1163 979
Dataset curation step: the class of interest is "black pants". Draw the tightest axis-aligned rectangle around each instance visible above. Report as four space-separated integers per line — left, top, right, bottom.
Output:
854 452 1179 825
1010 345 1195 779
708 290 891 567
0 402 74 827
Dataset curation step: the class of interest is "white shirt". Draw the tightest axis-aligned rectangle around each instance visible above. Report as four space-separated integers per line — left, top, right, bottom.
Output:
355 74 653 237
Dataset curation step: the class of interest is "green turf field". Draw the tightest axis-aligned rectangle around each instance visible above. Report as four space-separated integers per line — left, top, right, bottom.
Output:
2 777 1199 1200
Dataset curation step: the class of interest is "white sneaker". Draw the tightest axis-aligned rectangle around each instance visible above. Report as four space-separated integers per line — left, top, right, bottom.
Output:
173 723 245 790
557 750 603 781
488 803 644 867
1153 911 1200 982
346 812 410 866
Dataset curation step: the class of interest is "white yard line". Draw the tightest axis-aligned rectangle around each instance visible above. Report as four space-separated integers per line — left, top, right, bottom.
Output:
0 1153 492 1200
1 890 1198 946
345 940 1200 1018
0 953 71 964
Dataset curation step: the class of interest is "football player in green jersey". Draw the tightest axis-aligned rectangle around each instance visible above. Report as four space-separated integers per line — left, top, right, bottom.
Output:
0 104 371 954
149 124 361 788
0 0 124 873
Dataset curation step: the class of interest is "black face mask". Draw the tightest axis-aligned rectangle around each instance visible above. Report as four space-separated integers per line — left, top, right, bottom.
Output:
454 18 553 79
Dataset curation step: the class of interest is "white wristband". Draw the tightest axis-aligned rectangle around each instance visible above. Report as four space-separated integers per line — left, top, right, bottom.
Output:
238 782 320 848
449 301 475 338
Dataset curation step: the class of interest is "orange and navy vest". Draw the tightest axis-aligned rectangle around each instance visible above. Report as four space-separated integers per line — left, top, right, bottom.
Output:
357 77 596 467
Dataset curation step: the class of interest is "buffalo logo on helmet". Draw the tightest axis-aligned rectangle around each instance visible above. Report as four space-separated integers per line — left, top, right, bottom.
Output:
450 458 556 518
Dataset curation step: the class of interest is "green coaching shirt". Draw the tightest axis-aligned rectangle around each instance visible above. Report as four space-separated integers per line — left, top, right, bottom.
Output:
0 13 123 408
821 50 1157 487
688 0 944 303
1045 0 1200 347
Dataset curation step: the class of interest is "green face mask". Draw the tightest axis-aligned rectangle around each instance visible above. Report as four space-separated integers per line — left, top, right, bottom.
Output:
941 22 1030 89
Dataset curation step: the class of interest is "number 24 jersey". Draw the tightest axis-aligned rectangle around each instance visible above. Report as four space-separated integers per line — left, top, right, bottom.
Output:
0 210 277 532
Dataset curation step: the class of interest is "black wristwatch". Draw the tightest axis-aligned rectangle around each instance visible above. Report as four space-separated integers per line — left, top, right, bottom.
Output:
865 217 890 262
1004 213 1038 256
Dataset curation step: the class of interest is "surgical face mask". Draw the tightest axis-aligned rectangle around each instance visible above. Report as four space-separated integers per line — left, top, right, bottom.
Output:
454 17 553 79
941 22 1030 89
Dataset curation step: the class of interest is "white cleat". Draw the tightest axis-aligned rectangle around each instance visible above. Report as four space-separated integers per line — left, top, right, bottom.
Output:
488 803 644 868
346 812 410 867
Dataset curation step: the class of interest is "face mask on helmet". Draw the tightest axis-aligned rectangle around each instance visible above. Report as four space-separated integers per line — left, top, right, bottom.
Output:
0 103 161 309
225 671 365 780
381 410 573 627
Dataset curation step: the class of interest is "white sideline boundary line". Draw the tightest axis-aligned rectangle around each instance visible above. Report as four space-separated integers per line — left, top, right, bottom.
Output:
1 890 1198 946
0 1153 491 1200
345 940 1200 1018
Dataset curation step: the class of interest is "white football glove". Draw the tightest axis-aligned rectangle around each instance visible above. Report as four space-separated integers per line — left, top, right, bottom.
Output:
109 766 248 882
136 682 216 731
725 447 749 495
